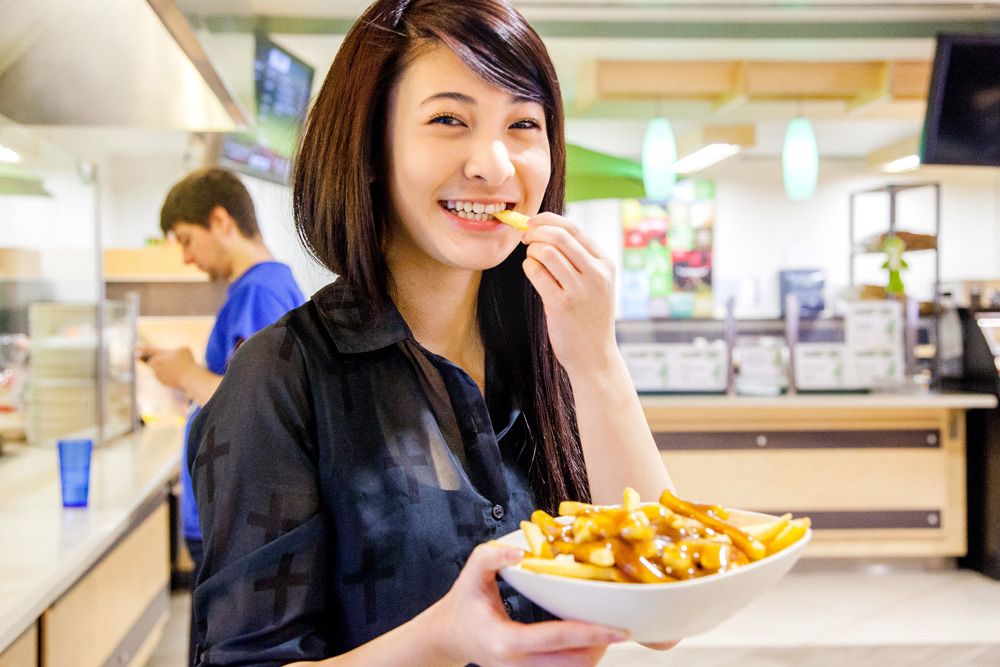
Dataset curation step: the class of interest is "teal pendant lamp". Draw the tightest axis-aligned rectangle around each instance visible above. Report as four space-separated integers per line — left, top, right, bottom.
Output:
782 117 818 201
642 117 677 201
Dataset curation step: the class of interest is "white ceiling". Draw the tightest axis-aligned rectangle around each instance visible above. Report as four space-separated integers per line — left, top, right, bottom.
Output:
171 1 1000 161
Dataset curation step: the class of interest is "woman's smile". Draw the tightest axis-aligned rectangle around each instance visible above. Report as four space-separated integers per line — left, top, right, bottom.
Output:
438 200 518 233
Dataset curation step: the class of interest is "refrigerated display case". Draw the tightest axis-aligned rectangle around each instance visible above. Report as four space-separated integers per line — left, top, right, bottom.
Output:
944 309 1000 579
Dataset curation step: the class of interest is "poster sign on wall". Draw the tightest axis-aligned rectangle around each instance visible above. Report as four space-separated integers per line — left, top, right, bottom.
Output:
619 180 715 319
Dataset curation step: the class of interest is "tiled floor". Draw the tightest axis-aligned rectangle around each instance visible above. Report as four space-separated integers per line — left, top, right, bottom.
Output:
147 566 1000 666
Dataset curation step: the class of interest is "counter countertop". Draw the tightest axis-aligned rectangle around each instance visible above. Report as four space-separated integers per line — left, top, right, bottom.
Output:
0 424 183 654
638 391 998 410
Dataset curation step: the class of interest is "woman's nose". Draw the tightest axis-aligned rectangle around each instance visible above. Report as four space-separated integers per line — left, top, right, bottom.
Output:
464 137 516 185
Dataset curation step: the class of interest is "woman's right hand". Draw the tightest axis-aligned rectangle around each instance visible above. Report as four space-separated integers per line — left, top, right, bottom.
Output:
427 544 629 666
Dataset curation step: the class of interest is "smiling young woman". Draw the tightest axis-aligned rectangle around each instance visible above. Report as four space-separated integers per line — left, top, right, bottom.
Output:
187 0 673 665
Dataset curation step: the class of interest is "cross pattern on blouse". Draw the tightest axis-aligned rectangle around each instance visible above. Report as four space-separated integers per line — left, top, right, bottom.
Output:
327 359 360 414
253 553 310 623
194 427 230 504
450 497 483 539
383 449 431 501
278 325 296 362
247 492 299 544
342 546 396 625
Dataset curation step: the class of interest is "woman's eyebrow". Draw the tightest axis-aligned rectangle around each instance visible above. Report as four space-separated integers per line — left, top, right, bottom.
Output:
420 91 541 106
421 92 475 106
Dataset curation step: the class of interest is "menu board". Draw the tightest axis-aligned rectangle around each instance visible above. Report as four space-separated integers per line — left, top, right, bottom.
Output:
220 35 315 184
619 180 715 319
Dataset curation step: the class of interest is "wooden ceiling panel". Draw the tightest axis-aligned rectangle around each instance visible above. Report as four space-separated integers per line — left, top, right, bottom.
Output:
584 59 932 117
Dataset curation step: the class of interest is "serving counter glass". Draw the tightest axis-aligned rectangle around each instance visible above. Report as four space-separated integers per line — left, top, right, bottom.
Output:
0 114 136 450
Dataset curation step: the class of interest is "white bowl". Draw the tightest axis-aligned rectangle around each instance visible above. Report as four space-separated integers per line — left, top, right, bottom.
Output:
497 508 811 643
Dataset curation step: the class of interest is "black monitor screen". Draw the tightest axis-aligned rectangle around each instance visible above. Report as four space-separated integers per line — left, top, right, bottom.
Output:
220 34 315 183
921 33 1000 167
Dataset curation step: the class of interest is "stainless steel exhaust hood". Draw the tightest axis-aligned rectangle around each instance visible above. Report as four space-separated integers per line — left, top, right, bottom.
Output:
0 0 249 131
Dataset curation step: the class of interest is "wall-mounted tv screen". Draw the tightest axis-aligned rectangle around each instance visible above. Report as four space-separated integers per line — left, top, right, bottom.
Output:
219 34 314 184
920 33 1000 167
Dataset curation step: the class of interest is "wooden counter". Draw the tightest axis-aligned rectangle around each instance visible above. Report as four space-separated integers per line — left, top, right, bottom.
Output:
643 391 997 559
0 425 183 665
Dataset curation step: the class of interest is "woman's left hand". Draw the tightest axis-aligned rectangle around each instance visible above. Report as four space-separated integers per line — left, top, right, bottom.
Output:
521 213 617 375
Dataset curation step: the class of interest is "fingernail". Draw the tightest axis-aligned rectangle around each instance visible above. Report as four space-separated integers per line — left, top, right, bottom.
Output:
607 630 629 642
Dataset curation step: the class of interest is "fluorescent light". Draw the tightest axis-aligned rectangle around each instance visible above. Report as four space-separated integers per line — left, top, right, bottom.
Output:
674 143 740 174
0 143 20 163
882 154 920 172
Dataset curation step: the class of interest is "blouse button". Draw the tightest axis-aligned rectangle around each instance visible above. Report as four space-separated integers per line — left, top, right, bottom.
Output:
492 504 505 520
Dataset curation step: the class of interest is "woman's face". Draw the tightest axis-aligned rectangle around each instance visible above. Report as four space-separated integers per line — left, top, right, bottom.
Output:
384 43 551 273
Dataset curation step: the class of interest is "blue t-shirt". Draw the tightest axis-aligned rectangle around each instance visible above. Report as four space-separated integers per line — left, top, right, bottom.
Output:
181 261 305 541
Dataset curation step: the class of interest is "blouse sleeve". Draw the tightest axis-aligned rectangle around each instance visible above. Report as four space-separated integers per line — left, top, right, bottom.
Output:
188 319 328 667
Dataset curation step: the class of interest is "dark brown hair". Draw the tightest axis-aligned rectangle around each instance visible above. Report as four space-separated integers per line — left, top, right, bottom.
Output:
160 167 260 238
292 0 588 511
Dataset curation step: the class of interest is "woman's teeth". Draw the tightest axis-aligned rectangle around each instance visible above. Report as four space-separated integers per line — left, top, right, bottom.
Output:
445 200 505 221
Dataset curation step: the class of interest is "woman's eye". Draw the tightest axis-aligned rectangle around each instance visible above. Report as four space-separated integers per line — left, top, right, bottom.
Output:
429 113 464 127
511 118 542 130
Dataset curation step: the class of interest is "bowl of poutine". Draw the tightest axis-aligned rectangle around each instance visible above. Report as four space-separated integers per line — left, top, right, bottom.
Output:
494 488 811 644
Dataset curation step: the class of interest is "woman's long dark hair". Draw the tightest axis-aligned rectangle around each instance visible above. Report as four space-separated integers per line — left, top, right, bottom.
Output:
292 0 590 512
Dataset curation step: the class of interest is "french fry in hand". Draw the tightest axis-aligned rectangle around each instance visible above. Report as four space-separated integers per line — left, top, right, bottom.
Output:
492 209 530 230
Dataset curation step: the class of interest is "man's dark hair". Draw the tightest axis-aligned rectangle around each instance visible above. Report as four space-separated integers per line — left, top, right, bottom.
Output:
160 167 260 238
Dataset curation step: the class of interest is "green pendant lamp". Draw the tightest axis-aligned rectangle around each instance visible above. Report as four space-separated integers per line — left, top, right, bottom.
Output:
642 117 677 201
782 116 818 201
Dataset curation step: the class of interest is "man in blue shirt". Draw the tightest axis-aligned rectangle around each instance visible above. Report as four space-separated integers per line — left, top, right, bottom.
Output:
139 167 305 667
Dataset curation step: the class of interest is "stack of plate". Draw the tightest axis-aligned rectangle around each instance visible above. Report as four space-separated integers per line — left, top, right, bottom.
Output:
28 303 100 443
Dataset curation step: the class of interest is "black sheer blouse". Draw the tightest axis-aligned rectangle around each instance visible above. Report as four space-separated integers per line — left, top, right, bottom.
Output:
188 280 550 667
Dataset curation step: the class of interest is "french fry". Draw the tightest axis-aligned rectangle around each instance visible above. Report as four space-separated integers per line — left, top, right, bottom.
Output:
641 504 671 522
659 543 694 579
659 490 767 561
492 209 530 230
531 510 568 540
744 513 792 545
695 543 739 572
609 537 674 583
558 500 598 516
765 518 811 556
572 512 622 543
521 521 553 558
520 557 626 582
569 541 616 567
623 487 641 511
619 510 654 542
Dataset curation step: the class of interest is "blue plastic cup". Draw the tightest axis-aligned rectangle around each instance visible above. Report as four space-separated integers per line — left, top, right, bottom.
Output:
58 439 93 508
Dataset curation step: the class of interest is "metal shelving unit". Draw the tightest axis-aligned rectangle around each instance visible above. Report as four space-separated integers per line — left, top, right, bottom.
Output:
848 181 941 382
